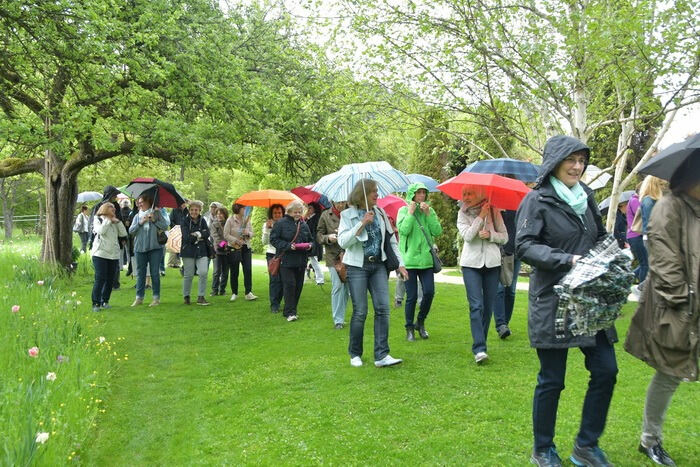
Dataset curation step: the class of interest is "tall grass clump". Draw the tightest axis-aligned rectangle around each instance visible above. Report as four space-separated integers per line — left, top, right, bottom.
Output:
0 237 117 465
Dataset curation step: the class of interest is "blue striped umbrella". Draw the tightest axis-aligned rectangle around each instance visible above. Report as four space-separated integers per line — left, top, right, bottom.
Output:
399 173 440 192
462 158 539 182
312 161 411 204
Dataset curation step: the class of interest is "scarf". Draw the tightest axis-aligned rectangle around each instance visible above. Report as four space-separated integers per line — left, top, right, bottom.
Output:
549 176 588 216
332 206 341 218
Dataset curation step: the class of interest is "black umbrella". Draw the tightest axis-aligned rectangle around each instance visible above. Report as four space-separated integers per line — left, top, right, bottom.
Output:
639 133 700 180
122 178 185 208
598 190 635 212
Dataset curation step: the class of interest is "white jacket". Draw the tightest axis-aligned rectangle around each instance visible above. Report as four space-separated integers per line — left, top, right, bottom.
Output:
457 206 507 269
261 223 276 254
338 205 404 268
91 216 127 260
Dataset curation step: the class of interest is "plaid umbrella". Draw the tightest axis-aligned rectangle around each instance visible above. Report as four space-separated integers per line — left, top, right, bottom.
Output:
462 158 539 182
312 161 411 203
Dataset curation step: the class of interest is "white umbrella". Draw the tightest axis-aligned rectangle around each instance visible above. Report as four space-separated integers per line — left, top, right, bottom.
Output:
76 191 103 203
581 164 612 190
312 161 411 207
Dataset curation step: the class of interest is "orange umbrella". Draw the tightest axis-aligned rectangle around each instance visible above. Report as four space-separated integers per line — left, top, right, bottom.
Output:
235 190 301 208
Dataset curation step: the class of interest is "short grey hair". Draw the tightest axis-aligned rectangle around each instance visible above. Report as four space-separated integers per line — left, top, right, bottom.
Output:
285 200 305 214
189 200 204 209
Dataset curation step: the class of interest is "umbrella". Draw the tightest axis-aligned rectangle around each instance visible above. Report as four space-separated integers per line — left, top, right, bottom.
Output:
639 132 700 180
377 194 408 221
165 225 181 254
399 174 440 192
76 191 102 203
598 190 635 212
235 189 301 208
462 158 539 182
437 172 531 210
122 178 186 208
580 165 612 190
116 193 129 201
291 186 321 204
312 161 411 203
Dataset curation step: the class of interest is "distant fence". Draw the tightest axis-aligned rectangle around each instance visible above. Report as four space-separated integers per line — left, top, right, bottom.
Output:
0 215 43 235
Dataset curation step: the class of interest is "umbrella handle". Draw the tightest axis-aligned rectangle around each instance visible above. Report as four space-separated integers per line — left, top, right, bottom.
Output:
361 179 369 211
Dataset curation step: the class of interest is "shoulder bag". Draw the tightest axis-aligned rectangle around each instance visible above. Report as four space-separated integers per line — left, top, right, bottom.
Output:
630 206 643 234
268 221 301 276
334 251 347 283
412 213 442 273
499 248 515 287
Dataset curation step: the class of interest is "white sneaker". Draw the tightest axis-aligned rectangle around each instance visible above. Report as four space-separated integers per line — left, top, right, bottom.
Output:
286 315 296 322
374 355 403 367
350 356 363 367
245 292 258 301
230 294 237 302
475 352 489 364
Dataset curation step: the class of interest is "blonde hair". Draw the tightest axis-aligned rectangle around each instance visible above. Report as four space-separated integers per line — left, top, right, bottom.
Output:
348 179 378 207
461 186 485 202
96 203 115 216
639 175 665 201
285 200 305 214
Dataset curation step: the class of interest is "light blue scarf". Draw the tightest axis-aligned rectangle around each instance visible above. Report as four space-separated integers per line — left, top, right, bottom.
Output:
549 176 588 215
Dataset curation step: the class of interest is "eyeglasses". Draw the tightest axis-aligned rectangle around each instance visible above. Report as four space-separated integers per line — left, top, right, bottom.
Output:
563 156 587 166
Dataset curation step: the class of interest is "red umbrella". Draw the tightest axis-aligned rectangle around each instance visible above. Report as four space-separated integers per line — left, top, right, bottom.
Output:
291 186 322 204
437 173 530 210
122 178 186 208
377 194 407 221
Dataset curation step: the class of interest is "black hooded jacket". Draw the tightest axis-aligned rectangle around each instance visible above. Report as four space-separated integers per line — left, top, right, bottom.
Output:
515 135 614 349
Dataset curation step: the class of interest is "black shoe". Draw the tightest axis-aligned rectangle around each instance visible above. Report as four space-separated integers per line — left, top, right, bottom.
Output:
334 323 344 329
497 324 511 339
416 323 429 339
270 307 279 313
638 443 676 466
210 291 218 296
570 443 613 467
406 328 416 342
184 296 191 305
531 447 562 467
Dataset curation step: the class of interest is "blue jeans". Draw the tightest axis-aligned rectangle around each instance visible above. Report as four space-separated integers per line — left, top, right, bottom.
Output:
462 266 500 354
628 236 648 283
494 257 521 328
135 248 163 299
347 262 391 361
533 331 618 450
404 268 435 328
92 256 118 306
267 253 284 311
329 266 350 324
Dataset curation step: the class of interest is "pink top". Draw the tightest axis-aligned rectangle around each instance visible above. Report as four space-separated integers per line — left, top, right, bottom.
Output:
626 193 641 239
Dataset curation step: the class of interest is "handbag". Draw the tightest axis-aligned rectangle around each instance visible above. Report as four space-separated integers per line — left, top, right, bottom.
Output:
334 251 347 283
379 208 400 272
268 221 301 276
413 213 442 273
157 228 168 245
499 251 515 287
630 206 643 234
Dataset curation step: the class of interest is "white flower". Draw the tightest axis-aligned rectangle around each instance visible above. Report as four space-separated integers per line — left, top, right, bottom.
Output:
71 291 77 296
35 432 49 444
98 336 106 344
76 300 82 305
46 372 57 381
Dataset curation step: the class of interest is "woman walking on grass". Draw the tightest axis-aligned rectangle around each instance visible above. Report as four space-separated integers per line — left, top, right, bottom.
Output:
396 182 442 341
458 186 507 364
224 203 258 302
262 203 285 313
338 179 407 368
90 203 127 312
625 157 699 467
180 200 211 306
516 135 616 467
210 207 230 297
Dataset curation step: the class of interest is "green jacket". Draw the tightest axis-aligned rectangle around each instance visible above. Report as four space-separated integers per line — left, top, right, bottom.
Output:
396 182 443 269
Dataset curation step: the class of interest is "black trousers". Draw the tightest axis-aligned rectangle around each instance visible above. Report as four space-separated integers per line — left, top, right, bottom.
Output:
229 245 252 295
280 265 305 317
533 331 618 451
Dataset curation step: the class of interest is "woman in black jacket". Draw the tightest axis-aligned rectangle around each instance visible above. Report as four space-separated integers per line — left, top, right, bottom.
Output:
180 200 211 306
270 200 313 321
516 136 616 467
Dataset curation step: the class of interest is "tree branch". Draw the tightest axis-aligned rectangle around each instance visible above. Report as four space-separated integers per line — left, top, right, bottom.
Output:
0 157 44 177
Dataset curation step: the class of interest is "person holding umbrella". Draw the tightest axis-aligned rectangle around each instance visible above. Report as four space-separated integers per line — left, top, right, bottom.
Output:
515 136 615 467
90 203 127 312
73 205 90 253
180 200 212 306
129 193 170 307
625 155 699 467
396 182 442 341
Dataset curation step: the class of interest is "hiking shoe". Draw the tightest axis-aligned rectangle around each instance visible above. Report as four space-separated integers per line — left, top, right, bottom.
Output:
475 352 489 364
184 296 191 305
374 355 403 367
416 323 429 339
101 303 112 310
531 447 562 467
197 296 210 306
570 443 614 467
148 298 160 307
245 292 258 301
334 323 344 329
286 315 296 322
131 298 143 307
497 324 512 339
638 443 676 466
230 294 237 302
92 306 101 313
350 356 363 367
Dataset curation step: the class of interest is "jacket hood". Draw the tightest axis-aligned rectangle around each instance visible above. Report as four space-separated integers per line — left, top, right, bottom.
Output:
102 185 121 201
535 135 590 188
405 182 429 203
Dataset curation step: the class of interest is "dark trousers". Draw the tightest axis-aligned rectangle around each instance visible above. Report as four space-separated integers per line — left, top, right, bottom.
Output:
628 235 648 283
494 257 521 327
267 253 284 311
404 268 435 328
92 256 118 306
78 232 89 252
462 266 500 354
230 245 253 295
113 259 121 289
533 331 618 450
211 255 229 294
280 265 305 317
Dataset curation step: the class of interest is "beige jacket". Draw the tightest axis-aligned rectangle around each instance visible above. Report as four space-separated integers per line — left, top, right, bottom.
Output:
223 215 253 249
457 205 507 268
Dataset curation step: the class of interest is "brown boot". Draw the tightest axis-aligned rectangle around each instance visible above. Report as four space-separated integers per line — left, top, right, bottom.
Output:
197 296 210 306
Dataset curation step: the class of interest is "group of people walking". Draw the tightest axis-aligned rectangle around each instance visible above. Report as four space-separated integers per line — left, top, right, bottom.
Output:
80 134 698 467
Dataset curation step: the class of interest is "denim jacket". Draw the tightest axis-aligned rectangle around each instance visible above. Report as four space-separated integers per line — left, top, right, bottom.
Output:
128 208 170 253
338 205 404 268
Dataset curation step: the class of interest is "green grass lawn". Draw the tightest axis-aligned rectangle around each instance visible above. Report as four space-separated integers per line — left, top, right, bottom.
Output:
58 260 698 465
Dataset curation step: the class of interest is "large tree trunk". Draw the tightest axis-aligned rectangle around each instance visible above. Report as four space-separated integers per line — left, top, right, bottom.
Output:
41 153 78 267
